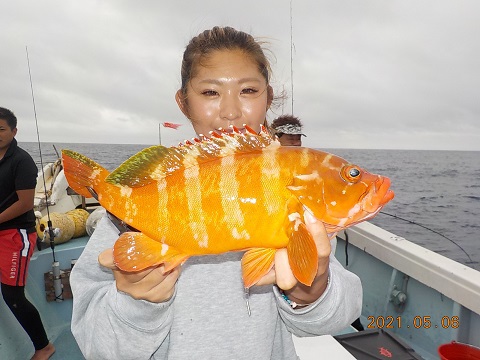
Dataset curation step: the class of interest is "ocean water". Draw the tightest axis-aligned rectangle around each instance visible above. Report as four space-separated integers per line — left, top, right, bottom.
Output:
326 148 480 271
20 142 480 271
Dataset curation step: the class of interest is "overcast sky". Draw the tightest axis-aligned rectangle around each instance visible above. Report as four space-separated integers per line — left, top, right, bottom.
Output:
2 0 479 150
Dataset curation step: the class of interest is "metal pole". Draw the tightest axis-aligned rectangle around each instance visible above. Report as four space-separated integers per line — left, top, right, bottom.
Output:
290 0 294 114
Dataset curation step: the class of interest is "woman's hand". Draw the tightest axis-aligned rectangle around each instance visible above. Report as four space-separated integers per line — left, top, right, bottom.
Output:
255 211 331 305
98 248 181 303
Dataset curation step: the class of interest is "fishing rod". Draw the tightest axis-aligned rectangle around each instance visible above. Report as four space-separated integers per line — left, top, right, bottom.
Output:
290 0 294 114
343 211 474 269
379 211 473 263
26 46 63 302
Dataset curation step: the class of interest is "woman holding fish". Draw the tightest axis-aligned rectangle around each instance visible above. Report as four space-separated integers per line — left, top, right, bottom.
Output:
68 26 383 360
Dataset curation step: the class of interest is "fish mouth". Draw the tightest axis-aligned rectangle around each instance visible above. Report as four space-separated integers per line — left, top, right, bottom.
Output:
323 176 394 234
362 176 394 216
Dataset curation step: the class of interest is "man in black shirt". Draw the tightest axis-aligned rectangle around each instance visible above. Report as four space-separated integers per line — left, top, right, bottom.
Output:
0 107 55 359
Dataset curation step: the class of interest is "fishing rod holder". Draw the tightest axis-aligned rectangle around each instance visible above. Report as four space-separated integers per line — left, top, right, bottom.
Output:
44 262 74 302
51 261 64 302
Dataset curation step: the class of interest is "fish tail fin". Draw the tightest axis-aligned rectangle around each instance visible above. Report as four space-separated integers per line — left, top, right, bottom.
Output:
241 248 276 288
113 232 189 272
286 221 318 286
62 149 109 198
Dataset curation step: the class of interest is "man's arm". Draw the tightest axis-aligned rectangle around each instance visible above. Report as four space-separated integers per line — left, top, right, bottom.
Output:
0 189 35 224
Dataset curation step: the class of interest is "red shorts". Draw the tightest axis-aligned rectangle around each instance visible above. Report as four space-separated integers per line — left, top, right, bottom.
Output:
0 229 36 286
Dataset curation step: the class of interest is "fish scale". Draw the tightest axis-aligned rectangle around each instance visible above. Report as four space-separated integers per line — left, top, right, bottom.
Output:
62 125 394 288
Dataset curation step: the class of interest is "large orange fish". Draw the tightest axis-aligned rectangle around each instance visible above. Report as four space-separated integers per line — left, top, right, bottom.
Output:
62 126 394 288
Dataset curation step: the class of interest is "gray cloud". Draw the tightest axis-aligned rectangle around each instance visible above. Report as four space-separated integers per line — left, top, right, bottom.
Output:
2 0 479 150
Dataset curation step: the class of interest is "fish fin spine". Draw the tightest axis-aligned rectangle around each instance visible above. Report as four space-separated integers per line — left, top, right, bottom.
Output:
106 125 274 187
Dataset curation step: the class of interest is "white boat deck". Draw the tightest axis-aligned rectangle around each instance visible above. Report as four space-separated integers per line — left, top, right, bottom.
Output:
294 335 356 359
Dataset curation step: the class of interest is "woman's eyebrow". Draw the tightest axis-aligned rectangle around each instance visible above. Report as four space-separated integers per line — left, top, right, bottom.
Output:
197 77 263 85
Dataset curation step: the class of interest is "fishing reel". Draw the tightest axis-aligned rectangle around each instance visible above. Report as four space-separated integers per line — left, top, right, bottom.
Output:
40 226 61 243
35 211 63 252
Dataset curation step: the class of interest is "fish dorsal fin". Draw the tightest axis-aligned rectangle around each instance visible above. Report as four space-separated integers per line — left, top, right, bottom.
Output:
106 125 275 187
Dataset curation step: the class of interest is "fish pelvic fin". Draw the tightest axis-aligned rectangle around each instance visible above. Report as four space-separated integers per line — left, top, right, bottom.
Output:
241 248 276 288
106 125 274 187
61 149 109 198
285 204 319 286
113 232 189 272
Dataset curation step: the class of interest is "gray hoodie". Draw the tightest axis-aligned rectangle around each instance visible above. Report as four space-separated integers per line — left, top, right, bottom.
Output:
70 216 362 359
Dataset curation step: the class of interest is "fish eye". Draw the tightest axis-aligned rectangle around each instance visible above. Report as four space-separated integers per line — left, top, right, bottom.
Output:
349 168 360 177
341 165 362 183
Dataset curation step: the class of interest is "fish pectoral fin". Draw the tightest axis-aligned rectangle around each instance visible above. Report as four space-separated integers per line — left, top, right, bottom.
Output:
287 221 318 286
163 254 190 273
241 248 276 288
113 232 187 272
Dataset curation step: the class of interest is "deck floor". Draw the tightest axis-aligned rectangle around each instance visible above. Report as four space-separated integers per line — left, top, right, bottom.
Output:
50 326 84 360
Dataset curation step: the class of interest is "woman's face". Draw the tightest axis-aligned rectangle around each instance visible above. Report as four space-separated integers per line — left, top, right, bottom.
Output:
176 49 272 135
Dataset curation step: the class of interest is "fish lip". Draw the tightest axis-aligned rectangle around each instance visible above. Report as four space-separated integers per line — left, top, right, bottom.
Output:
383 189 395 204
357 176 394 216
372 176 394 205
378 177 395 205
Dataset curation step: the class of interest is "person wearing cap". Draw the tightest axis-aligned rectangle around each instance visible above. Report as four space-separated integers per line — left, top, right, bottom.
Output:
270 115 306 146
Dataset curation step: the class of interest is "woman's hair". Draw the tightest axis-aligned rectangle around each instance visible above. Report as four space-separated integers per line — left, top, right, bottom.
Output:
271 115 303 129
179 26 272 95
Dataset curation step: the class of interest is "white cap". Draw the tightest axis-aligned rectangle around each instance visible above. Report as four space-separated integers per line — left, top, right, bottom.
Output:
272 124 306 136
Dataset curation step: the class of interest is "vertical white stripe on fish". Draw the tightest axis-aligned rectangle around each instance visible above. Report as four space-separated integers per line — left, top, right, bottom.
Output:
321 153 334 168
183 163 209 248
156 178 168 237
121 186 137 223
261 148 281 215
220 155 246 237
300 148 310 168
